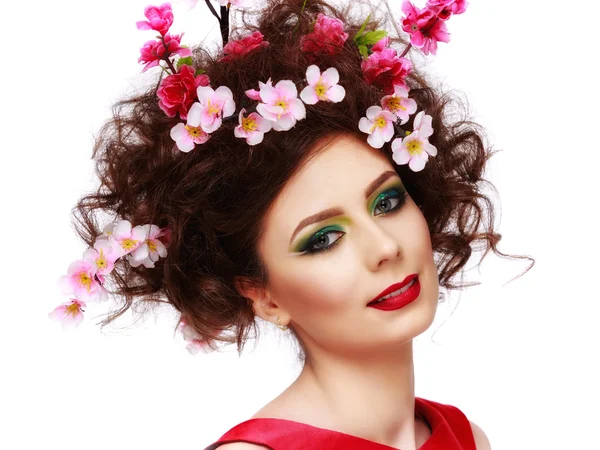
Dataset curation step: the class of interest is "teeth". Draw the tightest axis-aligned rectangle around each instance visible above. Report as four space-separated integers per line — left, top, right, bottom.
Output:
372 279 416 304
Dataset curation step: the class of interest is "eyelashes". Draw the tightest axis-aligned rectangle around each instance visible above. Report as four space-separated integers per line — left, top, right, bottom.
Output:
300 188 408 255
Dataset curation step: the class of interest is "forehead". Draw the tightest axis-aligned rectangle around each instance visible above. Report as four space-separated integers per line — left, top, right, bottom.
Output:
264 134 396 235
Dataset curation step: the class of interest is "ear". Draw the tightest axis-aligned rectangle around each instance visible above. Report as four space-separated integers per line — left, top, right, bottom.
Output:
234 276 290 325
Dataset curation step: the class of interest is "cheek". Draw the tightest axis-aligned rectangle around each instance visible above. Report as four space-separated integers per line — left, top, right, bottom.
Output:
270 247 363 316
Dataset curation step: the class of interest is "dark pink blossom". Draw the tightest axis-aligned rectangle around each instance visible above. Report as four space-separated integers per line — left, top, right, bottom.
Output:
426 0 468 20
136 3 174 36
371 36 390 53
361 47 412 94
401 1 450 56
138 33 192 72
157 65 210 119
219 31 270 63
300 13 349 58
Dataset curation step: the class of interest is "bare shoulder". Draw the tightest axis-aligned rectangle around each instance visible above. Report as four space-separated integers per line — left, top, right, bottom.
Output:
212 443 271 450
469 420 492 450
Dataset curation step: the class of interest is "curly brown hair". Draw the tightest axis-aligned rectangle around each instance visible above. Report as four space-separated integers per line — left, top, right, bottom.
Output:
71 0 533 358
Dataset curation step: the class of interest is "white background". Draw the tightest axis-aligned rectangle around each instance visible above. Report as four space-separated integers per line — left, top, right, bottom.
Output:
1 0 598 449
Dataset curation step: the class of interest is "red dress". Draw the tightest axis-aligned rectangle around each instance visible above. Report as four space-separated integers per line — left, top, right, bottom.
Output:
204 396 476 450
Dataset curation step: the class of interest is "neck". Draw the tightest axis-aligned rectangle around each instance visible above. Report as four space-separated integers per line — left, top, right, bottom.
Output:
292 339 427 450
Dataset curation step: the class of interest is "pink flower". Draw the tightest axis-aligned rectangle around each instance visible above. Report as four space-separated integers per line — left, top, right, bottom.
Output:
82 239 118 277
300 65 346 105
136 3 174 36
219 31 269 62
170 121 211 152
48 299 87 331
361 48 412 94
300 13 349 58
138 33 192 72
426 0 468 20
111 220 147 257
401 1 450 56
245 78 272 101
391 111 437 171
234 108 273 145
178 319 216 355
58 260 107 302
127 225 169 268
380 85 417 124
358 106 397 148
157 65 210 119
372 36 390 53
256 79 306 131
187 85 236 133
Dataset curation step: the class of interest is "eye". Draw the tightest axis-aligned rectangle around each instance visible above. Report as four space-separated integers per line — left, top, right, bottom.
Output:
303 227 345 255
373 188 407 216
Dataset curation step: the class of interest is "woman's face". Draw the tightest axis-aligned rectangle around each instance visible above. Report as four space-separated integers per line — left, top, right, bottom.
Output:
252 134 439 356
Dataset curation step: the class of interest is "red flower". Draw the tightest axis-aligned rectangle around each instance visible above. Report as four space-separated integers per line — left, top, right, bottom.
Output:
361 48 412 94
157 65 210 119
138 33 192 72
300 13 349 58
136 3 174 36
219 31 270 63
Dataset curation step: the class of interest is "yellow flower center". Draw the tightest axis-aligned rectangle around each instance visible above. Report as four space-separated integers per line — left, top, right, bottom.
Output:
407 139 423 155
148 240 157 253
66 302 82 317
207 99 221 116
275 99 288 119
185 125 204 138
315 80 328 100
96 248 107 270
386 97 406 113
242 116 258 132
370 117 387 132
78 273 92 292
121 238 138 251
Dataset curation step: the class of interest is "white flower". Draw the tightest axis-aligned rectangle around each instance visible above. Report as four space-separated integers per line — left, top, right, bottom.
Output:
300 65 346 104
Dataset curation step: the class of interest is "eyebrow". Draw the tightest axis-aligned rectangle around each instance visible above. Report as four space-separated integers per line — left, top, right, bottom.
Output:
289 170 398 244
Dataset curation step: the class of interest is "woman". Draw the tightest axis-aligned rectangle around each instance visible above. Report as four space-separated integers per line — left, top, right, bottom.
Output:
53 0 531 448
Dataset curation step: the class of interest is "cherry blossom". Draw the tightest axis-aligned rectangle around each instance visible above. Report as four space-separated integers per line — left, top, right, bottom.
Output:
300 66 346 105
234 108 273 145
358 106 397 148
256 79 306 131
48 299 87 331
381 85 417 124
127 225 169 268
58 260 107 303
391 111 438 171
187 86 236 133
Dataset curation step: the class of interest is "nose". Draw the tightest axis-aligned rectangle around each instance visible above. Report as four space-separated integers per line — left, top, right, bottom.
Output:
359 216 403 271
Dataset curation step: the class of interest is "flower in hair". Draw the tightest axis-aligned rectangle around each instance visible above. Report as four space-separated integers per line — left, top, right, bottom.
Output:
138 33 192 72
300 13 349 58
111 220 147 257
426 0 468 20
219 31 269 62
157 65 210 119
188 85 236 133
82 239 119 279
256 79 306 131
59 260 108 303
361 47 412 94
391 111 438 171
234 108 272 145
381 85 417 124
136 3 174 36
401 1 450 56
300 65 346 105
127 225 169 268
48 299 87 331
358 106 397 148
178 319 216 355
170 120 211 152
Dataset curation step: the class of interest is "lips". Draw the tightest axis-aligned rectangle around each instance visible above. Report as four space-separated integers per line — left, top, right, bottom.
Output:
368 274 418 305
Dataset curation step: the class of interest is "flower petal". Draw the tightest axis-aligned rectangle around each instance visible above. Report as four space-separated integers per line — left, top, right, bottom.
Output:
305 65 321 85
321 67 340 86
326 84 345 102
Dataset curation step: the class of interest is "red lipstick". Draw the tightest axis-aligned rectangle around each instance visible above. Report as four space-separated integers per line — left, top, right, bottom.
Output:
367 274 420 311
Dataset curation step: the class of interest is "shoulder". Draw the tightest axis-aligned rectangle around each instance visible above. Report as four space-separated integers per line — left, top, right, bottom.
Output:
211 443 271 450
469 420 492 450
